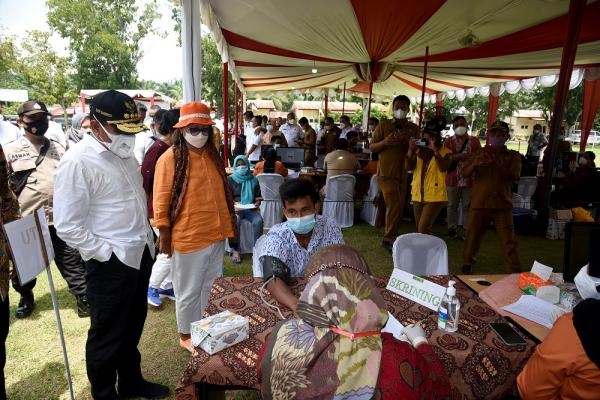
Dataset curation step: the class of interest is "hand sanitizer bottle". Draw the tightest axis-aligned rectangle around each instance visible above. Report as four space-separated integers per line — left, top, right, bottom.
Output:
438 280 460 333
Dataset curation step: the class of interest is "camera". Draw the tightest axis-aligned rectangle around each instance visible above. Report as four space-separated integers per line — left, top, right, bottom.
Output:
415 139 428 147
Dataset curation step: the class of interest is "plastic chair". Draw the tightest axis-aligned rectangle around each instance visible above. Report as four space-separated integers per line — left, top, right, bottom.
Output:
256 173 285 229
322 174 356 228
252 234 267 277
392 233 449 275
360 175 379 226
225 219 254 254
512 176 538 209
314 155 325 169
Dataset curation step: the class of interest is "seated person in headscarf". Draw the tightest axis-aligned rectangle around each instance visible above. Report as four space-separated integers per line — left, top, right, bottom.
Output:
227 155 263 263
253 147 288 177
258 244 450 400
67 112 91 148
517 231 600 399
256 178 343 311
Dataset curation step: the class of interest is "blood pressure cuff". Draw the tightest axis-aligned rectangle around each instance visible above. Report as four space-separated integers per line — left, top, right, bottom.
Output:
262 255 291 283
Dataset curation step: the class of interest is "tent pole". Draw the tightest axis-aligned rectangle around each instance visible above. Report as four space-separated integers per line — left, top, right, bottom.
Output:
367 81 374 121
223 62 229 167
324 95 329 119
540 0 586 228
418 46 429 127
342 83 346 116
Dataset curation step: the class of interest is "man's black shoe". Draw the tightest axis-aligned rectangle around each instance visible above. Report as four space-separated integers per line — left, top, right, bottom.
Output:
461 264 473 275
77 295 90 318
381 241 393 254
119 380 169 399
15 295 35 319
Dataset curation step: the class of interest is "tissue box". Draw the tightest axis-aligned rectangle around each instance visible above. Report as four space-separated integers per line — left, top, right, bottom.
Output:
549 208 573 220
519 272 553 295
191 310 249 355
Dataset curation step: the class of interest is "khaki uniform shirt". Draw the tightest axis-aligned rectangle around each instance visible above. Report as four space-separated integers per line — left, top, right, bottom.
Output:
461 146 521 209
371 119 420 179
4 136 65 223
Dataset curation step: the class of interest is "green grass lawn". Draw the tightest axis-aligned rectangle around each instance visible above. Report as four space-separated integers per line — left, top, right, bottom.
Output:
5 220 564 399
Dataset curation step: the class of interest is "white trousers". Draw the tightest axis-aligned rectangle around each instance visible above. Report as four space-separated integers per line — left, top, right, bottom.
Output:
172 241 225 334
149 227 173 289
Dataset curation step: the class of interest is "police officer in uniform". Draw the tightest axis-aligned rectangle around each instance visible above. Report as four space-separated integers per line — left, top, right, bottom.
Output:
5 101 88 318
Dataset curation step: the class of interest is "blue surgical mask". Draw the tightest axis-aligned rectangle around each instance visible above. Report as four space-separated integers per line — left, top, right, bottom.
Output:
287 214 316 234
235 165 248 174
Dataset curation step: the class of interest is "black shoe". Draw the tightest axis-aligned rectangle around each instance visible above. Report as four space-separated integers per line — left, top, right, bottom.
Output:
461 264 473 274
446 229 458 239
15 295 35 319
119 380 169 399
77 295 90 318
381 241 393 254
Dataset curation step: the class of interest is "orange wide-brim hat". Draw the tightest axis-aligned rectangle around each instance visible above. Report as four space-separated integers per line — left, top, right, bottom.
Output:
173 101 215 128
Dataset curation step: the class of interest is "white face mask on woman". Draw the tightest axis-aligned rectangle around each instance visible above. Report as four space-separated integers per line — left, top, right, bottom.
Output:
183 127 209 148
454 126 467 136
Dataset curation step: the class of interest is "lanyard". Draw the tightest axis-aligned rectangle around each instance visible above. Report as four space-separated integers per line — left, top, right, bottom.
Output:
329 326 381 342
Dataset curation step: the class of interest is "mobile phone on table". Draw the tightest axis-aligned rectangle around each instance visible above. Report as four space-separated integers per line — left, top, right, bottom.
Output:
489 322 527 346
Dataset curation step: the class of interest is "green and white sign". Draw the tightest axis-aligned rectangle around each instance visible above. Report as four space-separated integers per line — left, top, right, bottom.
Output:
387 269 446 311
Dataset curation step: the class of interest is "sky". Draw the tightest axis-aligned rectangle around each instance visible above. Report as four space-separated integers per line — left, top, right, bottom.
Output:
0 0 184 83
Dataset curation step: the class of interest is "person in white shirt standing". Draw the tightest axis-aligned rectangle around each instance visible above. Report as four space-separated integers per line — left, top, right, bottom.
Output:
280 112 302 147
53 90 169 400
245 115 264 165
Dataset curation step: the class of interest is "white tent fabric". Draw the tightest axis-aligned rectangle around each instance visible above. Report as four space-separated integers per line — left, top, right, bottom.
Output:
195 0 600 98
181 0 203 101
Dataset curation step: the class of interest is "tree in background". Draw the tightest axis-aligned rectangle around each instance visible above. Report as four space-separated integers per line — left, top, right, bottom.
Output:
201 34 234 117
47 0 159 89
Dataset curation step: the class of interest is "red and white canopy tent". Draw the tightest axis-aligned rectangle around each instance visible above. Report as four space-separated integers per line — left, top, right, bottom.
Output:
190 0 600 143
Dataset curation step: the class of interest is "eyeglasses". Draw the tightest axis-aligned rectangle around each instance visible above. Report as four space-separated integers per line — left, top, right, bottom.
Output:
186 126 211 136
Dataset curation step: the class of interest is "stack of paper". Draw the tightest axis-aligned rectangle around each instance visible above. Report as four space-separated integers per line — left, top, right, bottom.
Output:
503 295 566 328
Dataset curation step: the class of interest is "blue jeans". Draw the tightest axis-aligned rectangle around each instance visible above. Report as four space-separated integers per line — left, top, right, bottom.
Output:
232 209 263 251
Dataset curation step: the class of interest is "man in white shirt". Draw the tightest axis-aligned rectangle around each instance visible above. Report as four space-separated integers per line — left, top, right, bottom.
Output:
245 115 264 164
280 112 302 147
53 90 169 400
0 119 19 146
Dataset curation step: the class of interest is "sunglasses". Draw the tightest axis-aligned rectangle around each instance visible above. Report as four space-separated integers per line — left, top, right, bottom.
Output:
187 126 211 136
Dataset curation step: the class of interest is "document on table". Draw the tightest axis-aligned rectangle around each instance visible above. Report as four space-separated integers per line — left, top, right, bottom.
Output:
502 295 566 329
382 312 405 341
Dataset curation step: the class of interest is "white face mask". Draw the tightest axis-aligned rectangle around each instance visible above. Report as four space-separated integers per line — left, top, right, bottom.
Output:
95 119 135 159
579 157 589 166
574 265 600 300
184 132 209 148
210 113 216 119
288 119 295 125
394 109 408 120
533 129 541 134
266 124 273 132
339 122 346 129
368 124 374 132
454 126 467 136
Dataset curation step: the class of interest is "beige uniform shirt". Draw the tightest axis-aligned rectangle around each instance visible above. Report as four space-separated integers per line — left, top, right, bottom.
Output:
4 136 65 223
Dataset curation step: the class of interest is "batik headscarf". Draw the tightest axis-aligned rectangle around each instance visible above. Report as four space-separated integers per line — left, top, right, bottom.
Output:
260 244 389 400
230 155 257 205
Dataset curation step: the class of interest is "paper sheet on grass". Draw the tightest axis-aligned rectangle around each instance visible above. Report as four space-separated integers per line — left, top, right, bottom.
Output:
502 295 566 329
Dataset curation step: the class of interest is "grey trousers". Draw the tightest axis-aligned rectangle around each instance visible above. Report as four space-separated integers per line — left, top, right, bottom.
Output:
446 185 471 230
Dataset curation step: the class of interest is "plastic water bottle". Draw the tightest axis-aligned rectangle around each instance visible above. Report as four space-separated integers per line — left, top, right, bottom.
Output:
438 280 460 333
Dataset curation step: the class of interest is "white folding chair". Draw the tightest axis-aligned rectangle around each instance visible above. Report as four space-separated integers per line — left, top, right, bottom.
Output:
392 233 448 275
225 219 254 254
512 176 538 209
322 174 356 228
252 234 267 277
360 175 379 226
256 173 285 229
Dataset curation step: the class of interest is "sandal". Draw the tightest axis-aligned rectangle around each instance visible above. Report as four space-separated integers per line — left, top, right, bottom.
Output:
230 252 242 264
